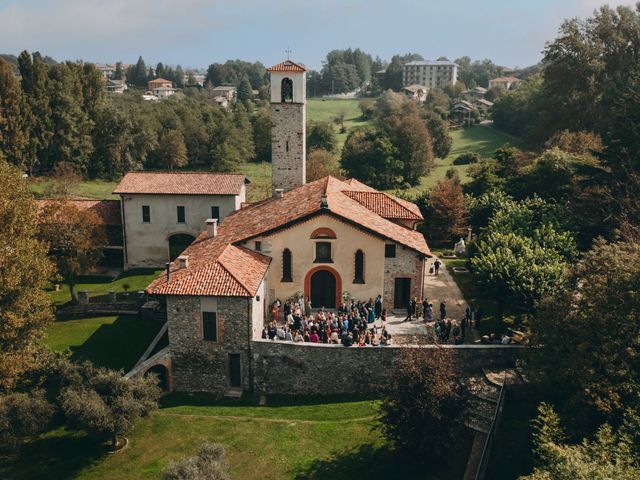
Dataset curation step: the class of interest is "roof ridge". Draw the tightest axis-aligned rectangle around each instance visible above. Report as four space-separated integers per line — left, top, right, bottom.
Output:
217 244 252 295
121 171 246 176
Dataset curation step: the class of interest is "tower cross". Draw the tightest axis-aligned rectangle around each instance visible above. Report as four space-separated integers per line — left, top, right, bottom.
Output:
285 48 292 60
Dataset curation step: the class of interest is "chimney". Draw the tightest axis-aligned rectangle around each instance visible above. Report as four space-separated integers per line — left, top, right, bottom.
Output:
321 194 328 208
165 262 171 282
274 188 284 198
205 218 218 237
178 255 189 269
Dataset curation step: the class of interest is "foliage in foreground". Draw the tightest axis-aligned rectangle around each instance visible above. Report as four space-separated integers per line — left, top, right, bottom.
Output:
0 158 54 391
520 403 640 480
163 442 229 480
58 360 161 449
531 239 640 431
0 390 54 452
377 346 468 464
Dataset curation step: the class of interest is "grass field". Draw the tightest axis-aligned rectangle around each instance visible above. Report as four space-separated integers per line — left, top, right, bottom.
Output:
48 268 162 306
402 123 522 197
0 392 468 480
307 98 370 149
46 314 162 372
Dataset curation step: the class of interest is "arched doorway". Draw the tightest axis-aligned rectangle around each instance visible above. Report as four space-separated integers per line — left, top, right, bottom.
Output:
304 266 341 309
168 233 195 261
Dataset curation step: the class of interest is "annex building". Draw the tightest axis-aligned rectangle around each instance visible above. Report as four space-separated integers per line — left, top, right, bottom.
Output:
134 60 432 394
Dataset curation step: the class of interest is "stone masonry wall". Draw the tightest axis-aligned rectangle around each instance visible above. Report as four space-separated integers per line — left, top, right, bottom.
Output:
167 295 252 393
383 244 425 311
252 340 526 396
271 102 306 194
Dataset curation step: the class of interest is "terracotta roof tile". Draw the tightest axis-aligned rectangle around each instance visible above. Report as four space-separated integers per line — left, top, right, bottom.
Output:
114 172 247 195
148 245 270 296
342 191 422 220
36 199 121 225
266 60 307 73
146 176 431 297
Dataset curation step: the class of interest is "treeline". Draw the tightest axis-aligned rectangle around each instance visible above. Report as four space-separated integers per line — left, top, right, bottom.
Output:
0 51 272 179
491 3 640 239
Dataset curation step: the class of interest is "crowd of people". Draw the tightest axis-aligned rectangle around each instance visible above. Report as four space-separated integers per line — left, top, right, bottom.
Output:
262 296 393 347
261 295 486 347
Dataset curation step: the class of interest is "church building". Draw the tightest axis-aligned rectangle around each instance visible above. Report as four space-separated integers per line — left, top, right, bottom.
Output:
143 60 431 393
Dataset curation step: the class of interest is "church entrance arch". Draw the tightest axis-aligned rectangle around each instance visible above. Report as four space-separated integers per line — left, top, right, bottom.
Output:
304 266 341 309
168 233 195 261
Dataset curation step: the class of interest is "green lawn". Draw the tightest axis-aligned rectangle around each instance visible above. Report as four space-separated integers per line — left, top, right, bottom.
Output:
307 98 370 149
0 394 468 480
48 268 162 306
29 178 120 200
45 314 161 372
402 123 523 197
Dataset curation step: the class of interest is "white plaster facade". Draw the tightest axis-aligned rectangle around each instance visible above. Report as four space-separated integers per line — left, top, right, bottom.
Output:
121 189 245 269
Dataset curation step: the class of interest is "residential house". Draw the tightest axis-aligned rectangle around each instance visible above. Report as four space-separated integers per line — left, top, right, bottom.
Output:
106 79 127 94
488 76 522 90
211 85 237 102
148 78 173 91
401 84 429 102
152 85 177 99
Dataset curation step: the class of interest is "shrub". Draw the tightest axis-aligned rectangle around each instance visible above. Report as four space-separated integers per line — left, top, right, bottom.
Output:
163 442 229 480
0 390 54 452
453 152 481 165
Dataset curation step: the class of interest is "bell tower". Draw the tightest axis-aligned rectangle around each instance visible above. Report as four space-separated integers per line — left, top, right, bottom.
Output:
267 59 307 194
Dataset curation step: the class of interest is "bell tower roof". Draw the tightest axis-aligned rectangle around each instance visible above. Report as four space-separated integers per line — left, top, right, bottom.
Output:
267 60 307 73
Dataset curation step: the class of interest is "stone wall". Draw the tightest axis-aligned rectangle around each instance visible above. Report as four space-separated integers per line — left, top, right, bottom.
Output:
271 102 306 194
383 244 425 310
167 295 252 393
251 340 526 396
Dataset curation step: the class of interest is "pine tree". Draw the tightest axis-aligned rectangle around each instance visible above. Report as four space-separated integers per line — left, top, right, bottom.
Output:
114 62 123 80
0 59 28 170
18 51 53 175
237 77 253 106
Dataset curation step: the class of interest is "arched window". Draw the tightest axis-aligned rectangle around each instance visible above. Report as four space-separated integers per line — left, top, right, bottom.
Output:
310 227 337 239
281 78 293 102
282 248 292 282
354 250 365 284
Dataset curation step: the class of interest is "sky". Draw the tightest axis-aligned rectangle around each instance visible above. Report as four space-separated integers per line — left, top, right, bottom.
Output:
0 0 635 71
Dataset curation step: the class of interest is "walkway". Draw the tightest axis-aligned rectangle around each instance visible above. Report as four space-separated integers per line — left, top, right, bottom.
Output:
384 256 478 343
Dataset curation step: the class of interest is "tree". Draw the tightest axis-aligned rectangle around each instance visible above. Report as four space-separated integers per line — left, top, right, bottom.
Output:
114 62 123 80
341 128 403 189
157 129 188 171
389 112 434 185
307 149 341 182
378 347 469 464
333 108 347 133
49 161 81 197
0 390 54 452
470 231 569 322
127 56 148 87
59 360 160 450
252 107 271 163
544 130 603 155
163 442 229 480
307 121 337 153
424 111 452 159
18 51 53 175
531 240 640 430
0 158 54 390
0 59 28 170
236 77 253 106
424 174 468 245
522 403 640 480
38 200 107 302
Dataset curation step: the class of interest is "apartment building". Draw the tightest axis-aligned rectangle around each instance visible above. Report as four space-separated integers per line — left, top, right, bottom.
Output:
403 60 458 89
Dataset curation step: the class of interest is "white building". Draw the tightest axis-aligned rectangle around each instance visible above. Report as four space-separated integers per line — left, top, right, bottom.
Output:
113 172 249 269
152 86 177 99
403 60 458 89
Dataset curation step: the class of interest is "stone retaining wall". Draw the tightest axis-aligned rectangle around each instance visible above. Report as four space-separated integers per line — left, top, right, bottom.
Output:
251 340 526 396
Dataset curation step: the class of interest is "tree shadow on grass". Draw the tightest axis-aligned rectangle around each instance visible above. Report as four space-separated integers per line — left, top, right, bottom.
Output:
0 430 103 480
69 315 161 371
294 444 461 480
